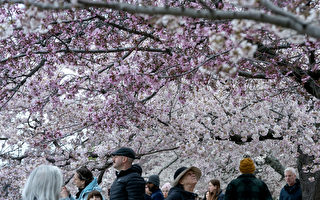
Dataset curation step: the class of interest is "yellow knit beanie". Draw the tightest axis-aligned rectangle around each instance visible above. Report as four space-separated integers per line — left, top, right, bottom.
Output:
239 158 255 174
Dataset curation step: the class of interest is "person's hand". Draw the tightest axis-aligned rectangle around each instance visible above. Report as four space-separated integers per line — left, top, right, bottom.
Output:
60 186 70 198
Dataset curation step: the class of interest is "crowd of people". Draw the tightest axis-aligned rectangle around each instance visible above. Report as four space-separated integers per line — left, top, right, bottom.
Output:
22 147 302 200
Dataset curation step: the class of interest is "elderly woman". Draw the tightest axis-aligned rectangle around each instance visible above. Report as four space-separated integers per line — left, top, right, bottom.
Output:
22 165 63 200
166 166 202 200
161 182 171 199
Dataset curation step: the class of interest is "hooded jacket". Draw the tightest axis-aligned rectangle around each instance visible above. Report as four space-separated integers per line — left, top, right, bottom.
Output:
224 174 272 200
279 179 302 200
110 164 145 200
60 177 104 200
165 185 198 200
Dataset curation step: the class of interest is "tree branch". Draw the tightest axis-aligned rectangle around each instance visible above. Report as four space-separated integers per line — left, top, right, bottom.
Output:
136 147 179 159
74 1 320 39
3 0 320 38
0 59 46 111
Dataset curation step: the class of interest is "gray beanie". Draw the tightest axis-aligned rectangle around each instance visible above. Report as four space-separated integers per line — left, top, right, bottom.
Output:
147 175 160 187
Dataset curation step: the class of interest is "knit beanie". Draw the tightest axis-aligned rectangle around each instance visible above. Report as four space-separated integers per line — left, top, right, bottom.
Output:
148 175 160 187
239 158 256 174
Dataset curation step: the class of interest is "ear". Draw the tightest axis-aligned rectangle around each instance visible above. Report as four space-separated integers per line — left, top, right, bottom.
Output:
122 156 128 163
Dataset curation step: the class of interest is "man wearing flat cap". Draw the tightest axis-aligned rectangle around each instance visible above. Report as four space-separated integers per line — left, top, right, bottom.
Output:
166 166 202 200
109 147 145 200
224 157 273 200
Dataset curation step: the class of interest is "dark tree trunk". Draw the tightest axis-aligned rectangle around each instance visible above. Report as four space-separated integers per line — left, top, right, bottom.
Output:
297 148 320 200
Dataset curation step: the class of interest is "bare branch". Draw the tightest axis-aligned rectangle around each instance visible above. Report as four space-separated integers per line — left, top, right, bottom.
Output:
238 71 269 79
136 147 179 159
158 153 179 176
1 48 170 64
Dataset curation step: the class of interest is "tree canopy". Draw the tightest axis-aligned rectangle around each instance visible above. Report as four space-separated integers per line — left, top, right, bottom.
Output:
0 0 320 199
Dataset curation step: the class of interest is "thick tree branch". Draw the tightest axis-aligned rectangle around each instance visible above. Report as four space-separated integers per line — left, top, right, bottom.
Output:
74 1 320 39
2 0 320 38
265 154 285 178
238 71 269 79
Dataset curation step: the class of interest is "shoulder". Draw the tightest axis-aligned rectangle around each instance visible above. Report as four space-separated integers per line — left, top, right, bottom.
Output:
166 191 182 200
152 191 164 200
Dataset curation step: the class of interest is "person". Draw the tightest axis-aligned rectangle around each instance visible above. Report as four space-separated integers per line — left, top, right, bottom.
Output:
109 147 145 200
145 183 152 200
147 175 165 200
166 166 202 200
161 182 171 199
60 166 104 200
203 179 224 200
88 190 103 200
22 164 63 200
279 167 302 200
224 157 272 200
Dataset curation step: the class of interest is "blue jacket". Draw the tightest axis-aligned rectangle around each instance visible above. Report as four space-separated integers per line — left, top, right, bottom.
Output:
216 189 225 200
279 179 302 200
151 189 164 200
110 164 145 200
60 177 104 200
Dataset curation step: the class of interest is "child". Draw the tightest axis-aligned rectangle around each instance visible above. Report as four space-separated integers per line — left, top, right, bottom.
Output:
87 190 103 200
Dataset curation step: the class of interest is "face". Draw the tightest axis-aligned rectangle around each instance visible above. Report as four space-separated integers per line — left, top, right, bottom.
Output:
72 173 85 189
145 184 152 195
89 197 102 200
206 191 209 199
179 170 198 186
112 155 125 170
285 170 296 186
147 183 155 191
208 182 218 193
162 189 169 198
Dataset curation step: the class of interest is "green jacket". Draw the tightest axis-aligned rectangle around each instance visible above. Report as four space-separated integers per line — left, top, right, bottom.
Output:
224 174 273 200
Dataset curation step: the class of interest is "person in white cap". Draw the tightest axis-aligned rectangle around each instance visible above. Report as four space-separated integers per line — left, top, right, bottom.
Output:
166 166 202 200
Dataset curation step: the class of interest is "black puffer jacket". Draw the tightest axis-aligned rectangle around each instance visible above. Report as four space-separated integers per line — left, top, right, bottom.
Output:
110 164 145 200
166 185 198 200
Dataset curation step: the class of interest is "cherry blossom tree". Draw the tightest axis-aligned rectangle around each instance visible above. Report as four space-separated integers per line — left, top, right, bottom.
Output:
0 0 320 199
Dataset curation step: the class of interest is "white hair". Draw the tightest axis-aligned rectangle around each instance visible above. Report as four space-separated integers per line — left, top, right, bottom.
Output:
161 182 171 191
284 167 297 177
22 165 63 200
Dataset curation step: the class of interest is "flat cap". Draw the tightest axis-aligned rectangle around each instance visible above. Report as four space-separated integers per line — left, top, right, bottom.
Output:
111 147 136 159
